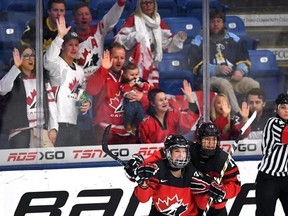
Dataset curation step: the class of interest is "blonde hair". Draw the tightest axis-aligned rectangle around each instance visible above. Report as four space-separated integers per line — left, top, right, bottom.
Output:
135 0 158 19
211 93 231 134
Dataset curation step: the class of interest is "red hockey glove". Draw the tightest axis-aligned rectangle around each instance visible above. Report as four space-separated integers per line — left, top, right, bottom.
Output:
208 181 226 203
191 172 212 194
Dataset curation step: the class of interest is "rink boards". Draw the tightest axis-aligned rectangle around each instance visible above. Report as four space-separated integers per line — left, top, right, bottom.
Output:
0 140 285 215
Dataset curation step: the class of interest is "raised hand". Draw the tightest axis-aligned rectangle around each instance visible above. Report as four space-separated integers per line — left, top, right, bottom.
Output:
56 16 71 39
221 98 231 118
13 48 22 68
101 50 113 70
181 79 195 103
239 101 249 121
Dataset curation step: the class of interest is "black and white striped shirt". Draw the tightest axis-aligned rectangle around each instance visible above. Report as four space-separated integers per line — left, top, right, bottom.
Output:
258 117 288 177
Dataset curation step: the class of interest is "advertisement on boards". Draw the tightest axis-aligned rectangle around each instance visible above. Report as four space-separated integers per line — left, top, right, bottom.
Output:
0 161 285 216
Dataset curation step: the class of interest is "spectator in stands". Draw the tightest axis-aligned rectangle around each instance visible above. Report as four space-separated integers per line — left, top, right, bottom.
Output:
138 81 199 143
255 93 288 216
120 62 152 135
72 0 126 77
246 88 271 139
189 10 260 114
210 93 251 140
86 42 147 144
21 0 67 51
0 44 58 149
114 0 187 87
44 16 90 147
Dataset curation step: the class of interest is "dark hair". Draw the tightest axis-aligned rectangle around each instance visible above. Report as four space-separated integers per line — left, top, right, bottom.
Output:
147 88 165 116
210 9 226 22
125 62 138 72
246 88 266 102
109 42 126 52
48 0 67 11
72 2 90 17
15 43 35 56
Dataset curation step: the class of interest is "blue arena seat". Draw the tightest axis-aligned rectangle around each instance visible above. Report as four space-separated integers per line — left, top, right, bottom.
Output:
7 11 35 29
159 69 194 95
156 0 179 17
248 50 282 101
177 0 228 20
159 50 189 72
0 49 13 65
163 16 201 44
159 50 194 95
225 15 259 50
89 0 135 19
0 22 22 49
6 0 36 12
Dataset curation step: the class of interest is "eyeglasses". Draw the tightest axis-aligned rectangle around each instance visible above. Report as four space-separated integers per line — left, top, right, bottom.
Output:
22 54 35 60
141 1 154 6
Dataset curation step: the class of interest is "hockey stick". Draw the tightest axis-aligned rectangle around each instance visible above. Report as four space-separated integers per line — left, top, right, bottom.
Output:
202 110 257 216
102 124 127 166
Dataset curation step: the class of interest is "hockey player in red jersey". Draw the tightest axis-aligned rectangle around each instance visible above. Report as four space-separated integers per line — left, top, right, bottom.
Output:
127 122 241 216
125 135 207 215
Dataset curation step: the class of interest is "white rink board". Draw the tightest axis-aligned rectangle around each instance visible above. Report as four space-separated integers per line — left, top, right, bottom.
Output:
0 161 285 216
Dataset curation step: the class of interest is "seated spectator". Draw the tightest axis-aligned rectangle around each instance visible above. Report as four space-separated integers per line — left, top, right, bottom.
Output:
120 62 152 135
86 42 147 145
211 93 251 140
21 0 67 51
189 9 260 114
246 88 271 139
44 16 90 147
72 0 126 77
0 44 58 149
115 0 187 87
138 80 199 143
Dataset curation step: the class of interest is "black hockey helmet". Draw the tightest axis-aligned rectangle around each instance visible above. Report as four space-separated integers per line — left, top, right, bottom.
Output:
275 93 288 106
197 122 220 157
164 135 190 169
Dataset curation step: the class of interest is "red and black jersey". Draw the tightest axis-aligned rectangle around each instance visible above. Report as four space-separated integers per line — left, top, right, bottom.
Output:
134 160 204 216
144 144 241 211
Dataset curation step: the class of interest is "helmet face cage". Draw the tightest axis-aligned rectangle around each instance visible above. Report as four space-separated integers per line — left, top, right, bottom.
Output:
197 122 220 156
164 135 190 169
166 144 190 169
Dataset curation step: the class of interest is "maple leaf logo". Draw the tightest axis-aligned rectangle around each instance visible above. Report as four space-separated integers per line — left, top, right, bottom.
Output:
69 77 80 93
27 89 37 106
109 92 123 113
156 195 188 216
77 49 90 66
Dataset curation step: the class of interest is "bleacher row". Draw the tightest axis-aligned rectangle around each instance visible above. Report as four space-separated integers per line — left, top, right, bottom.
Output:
0 0 283 102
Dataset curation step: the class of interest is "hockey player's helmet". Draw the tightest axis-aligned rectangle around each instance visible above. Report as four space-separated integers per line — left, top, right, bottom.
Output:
164 135 190 169
275 93 288 106
197 122 220 157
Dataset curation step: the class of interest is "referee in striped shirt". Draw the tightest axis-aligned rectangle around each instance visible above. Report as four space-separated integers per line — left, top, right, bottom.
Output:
255 93 288 216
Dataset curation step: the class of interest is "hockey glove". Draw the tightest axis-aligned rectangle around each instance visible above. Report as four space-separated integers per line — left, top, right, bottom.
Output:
124 154 144 182
208 181 226 203
135 163 159 185
191 172 212 194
